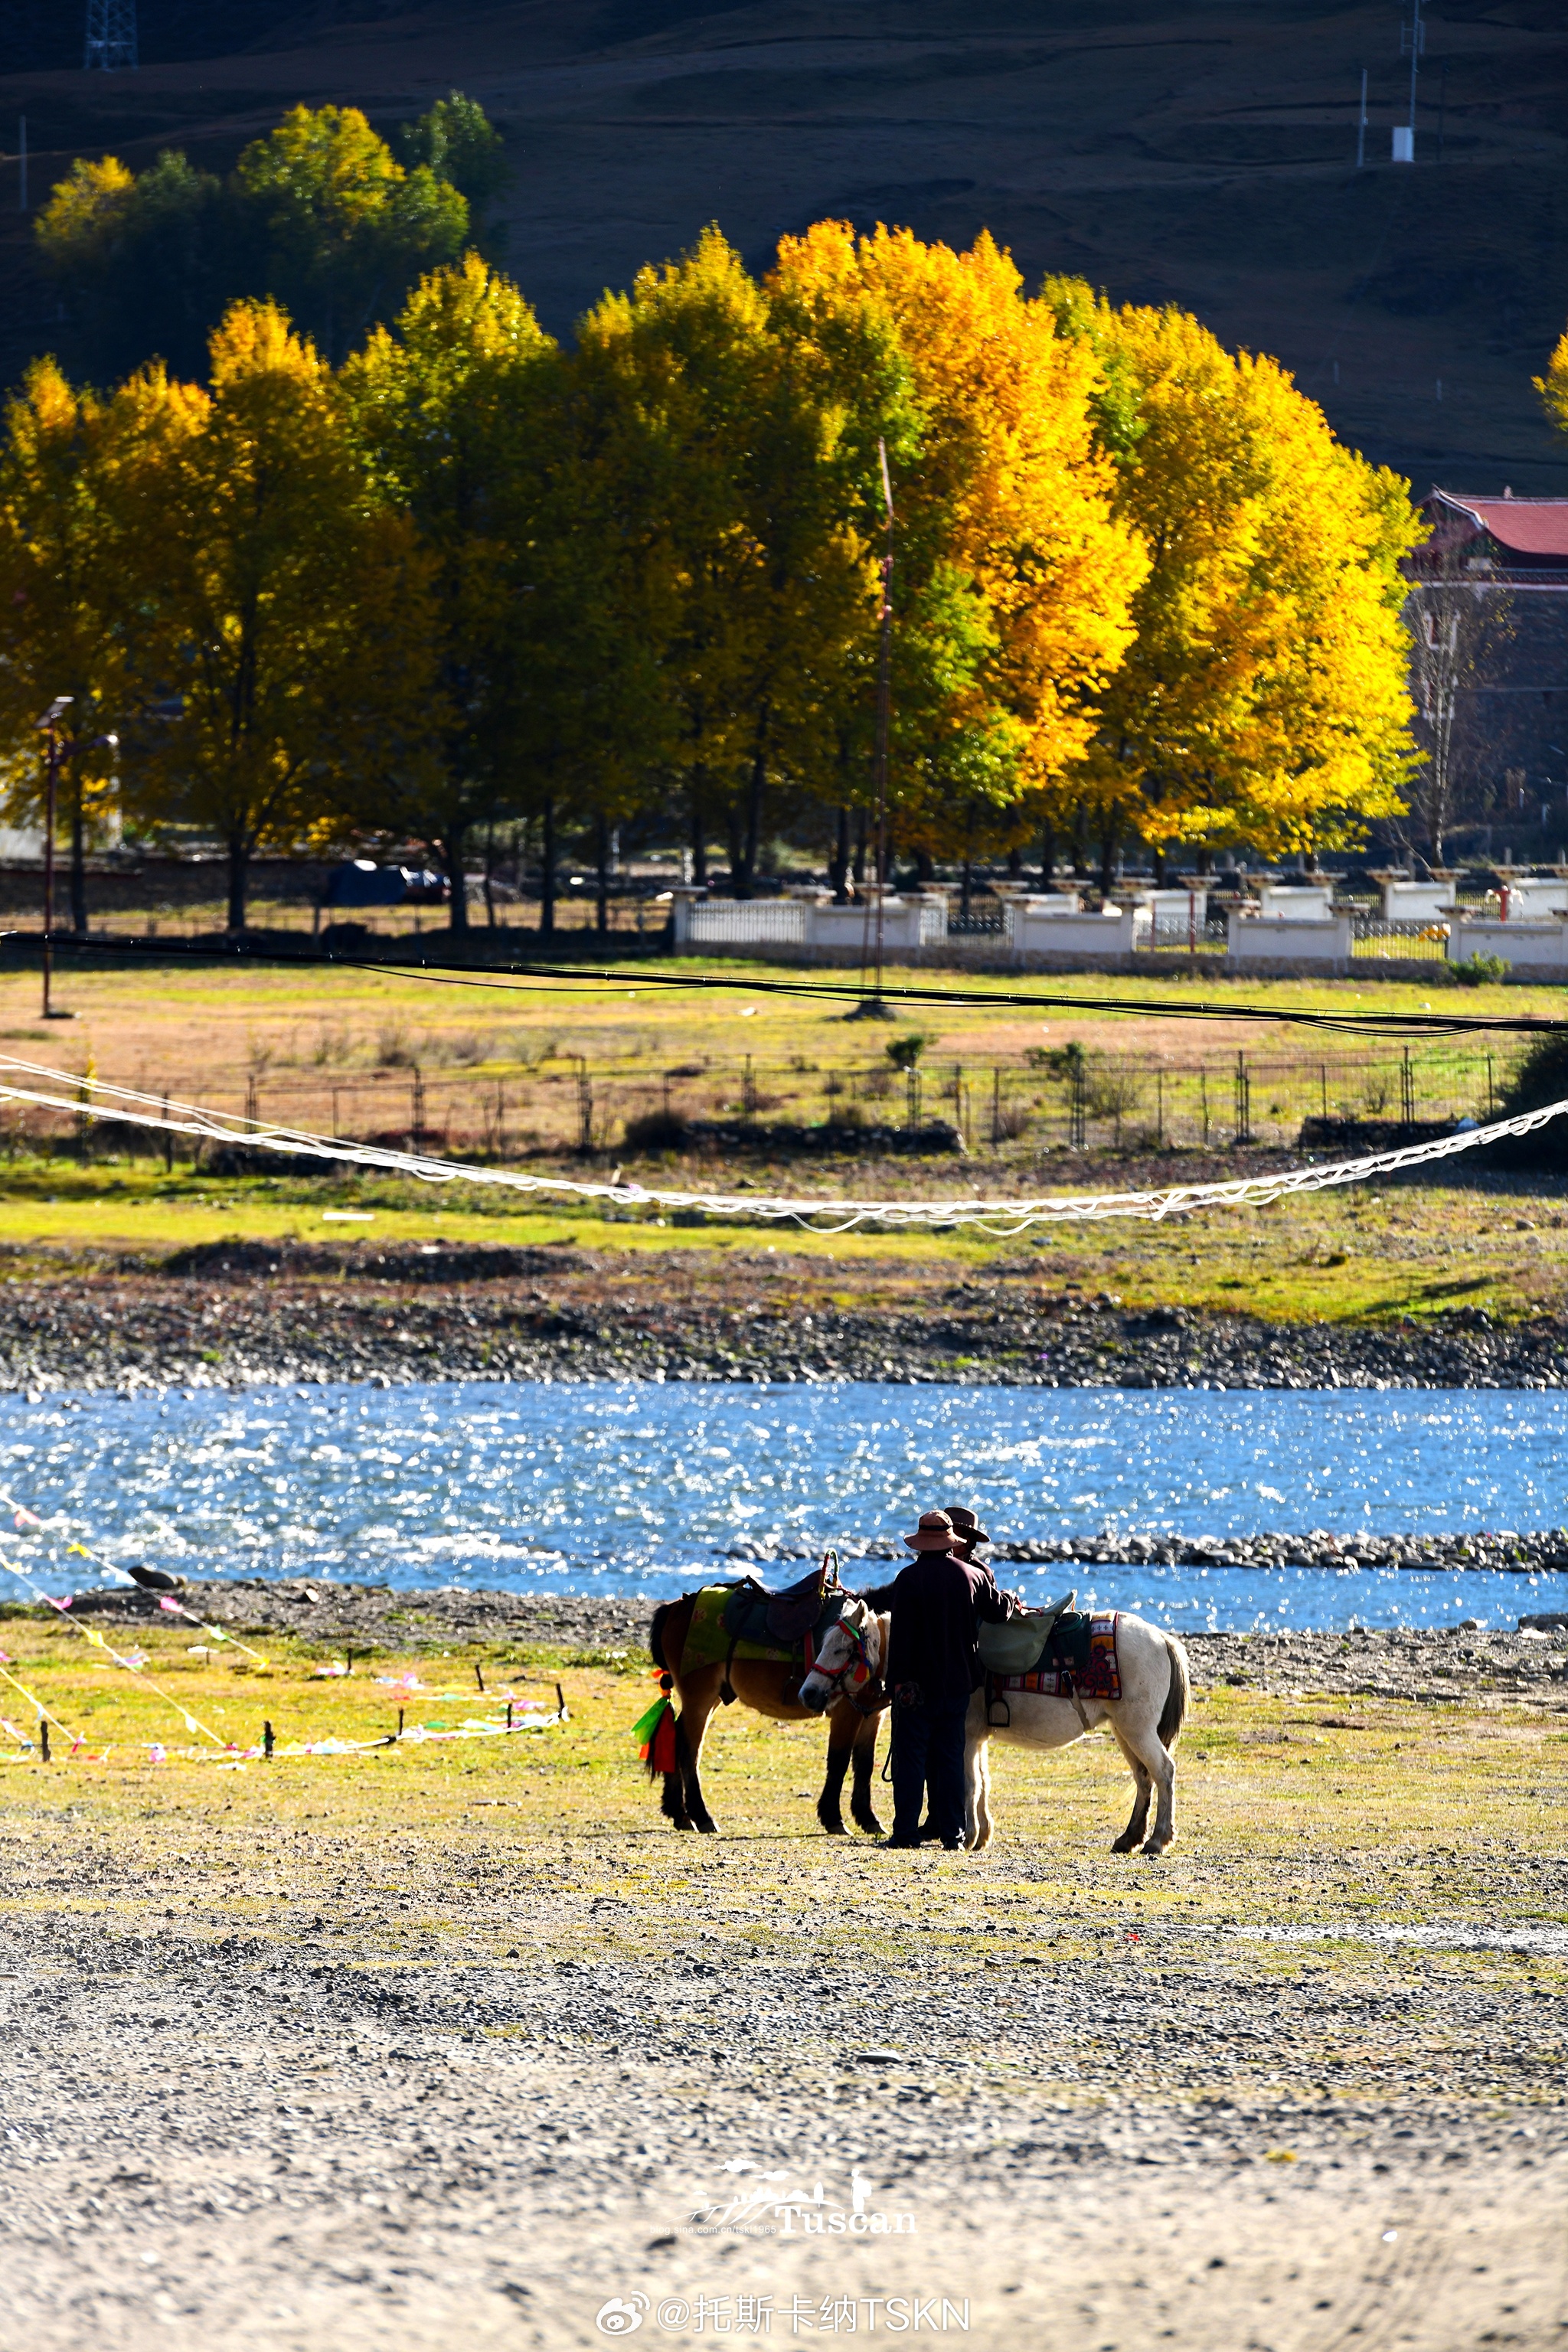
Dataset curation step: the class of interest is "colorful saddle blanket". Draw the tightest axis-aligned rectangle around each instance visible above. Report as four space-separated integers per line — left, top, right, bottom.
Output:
995 1610 1121 1702
683 1571 847 1670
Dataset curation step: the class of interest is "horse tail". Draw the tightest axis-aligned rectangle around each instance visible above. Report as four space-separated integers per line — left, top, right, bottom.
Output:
1158 1633 1190 1751
649 1600 674 1674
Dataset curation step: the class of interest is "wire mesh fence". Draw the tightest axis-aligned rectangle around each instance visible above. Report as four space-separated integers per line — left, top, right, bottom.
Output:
0 1040 1514 1165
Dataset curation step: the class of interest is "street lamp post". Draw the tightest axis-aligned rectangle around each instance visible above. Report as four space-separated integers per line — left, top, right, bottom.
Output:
35 697 74 1021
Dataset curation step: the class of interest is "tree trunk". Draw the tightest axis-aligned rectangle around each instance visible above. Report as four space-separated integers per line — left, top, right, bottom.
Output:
852 808 867 887
444 827 469 933
595 808 610 936
1195 845 1213 877
484 822 497 929
227 834 250 935
1099 818 1119 898
540 795 556 937
1006 843 1022 880
689 802 707 887
914 847 934 884
68 768 87 938
1038 825 1056 886
738 724 766 901
1152 844 1166 884
829 805 851 902
724 805 746 896
960 854 972 919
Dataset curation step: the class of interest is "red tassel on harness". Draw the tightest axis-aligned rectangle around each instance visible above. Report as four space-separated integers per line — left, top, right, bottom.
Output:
647 1699 678 1777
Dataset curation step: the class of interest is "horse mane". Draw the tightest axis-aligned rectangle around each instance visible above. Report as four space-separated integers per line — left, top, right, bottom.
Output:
849 1579 899 1611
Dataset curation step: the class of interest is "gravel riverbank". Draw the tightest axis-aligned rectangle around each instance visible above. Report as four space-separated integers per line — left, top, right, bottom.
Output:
0 1261 1564 1393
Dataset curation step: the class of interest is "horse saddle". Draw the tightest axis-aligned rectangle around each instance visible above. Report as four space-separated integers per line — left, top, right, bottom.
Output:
721 1563 841 1650
975 1589 1078 1677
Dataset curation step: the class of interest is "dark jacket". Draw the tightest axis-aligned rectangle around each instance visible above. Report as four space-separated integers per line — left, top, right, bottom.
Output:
886 1550 1014 1708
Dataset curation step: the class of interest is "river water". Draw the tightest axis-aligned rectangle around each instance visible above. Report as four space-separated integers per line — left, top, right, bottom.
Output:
0 1382 1561 1631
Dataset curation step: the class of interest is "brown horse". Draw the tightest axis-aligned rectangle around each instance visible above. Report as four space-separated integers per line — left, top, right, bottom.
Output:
648 1588 890 1835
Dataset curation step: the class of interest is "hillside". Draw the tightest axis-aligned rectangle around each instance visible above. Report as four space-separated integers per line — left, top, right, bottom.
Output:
2 0 1566 489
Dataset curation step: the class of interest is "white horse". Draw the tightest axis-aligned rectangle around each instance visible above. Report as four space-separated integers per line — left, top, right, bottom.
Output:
802 1609 1189 1857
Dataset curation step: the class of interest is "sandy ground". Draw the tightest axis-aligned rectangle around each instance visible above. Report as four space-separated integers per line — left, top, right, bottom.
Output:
2 1860 1563 2352
1 1650 1563 2352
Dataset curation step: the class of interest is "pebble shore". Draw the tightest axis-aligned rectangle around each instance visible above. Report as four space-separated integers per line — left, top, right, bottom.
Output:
0 1265 1563 1393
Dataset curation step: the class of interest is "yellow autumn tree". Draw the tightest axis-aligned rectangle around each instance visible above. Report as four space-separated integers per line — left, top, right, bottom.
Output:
1537 329 1568 436
771 225 1146 875
0 353 202 929
124 299 436 930
1044 281 1422 871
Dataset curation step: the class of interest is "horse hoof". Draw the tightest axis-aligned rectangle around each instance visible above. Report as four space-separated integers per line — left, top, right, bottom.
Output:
822 1818 847 1836
1110 1832 1140 1854
854 1817 884 1838
695 1818 719 1835
1141 1838 1172 1858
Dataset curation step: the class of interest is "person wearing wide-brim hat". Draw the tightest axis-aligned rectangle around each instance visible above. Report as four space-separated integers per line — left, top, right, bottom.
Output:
882 1509 1015 1851
943 1505 1001 1594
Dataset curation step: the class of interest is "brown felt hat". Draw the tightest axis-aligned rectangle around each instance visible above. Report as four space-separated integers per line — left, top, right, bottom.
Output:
905 1509 960 1553
944 1505 991 1547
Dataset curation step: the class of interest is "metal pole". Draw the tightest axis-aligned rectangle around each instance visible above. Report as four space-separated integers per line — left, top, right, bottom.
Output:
17 116 25 213
42 722 57 1020
1356 68 1367 169
871 440 893 1014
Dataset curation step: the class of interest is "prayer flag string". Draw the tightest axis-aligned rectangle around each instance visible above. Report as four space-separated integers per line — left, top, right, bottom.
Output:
0 1550 230 1746
0 1052 1562 1233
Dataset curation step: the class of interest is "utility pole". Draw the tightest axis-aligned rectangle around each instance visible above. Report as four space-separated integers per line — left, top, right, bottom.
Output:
83 0 138 70
1356 67 1368 169
34 698 74 1021
1396 0 1423 160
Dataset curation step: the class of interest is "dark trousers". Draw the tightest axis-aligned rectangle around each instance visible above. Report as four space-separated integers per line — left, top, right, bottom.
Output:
891 1697 971 1844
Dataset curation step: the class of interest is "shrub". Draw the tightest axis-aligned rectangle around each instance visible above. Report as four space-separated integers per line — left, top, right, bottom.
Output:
1450 952 1510 988
1490 1032 1568 1169
622 1109 692 1153
885 1033 929 1071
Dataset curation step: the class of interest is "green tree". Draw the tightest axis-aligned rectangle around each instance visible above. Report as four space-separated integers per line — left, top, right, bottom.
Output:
341 254 556 930
233 106 468 367
34 100 495 381
397 93 510 251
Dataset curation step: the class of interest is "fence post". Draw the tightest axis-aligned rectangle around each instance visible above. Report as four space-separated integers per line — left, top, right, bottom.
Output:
1233 1051 1250 1145
577 1057 593 1153
1156 1067 1165 1148
162 1093 173 1173
1321 1063 1328 1120
1070 1060 1087 1150
743 1054 756 1119
496 1080 505 1160
1486 1054 1495 1118
1200 1068 1209 1148
906 1066 920 1130
411 1064 425 1152
1401 1046 1415 1128
991 1067 1001 1149
245 1073 259 1128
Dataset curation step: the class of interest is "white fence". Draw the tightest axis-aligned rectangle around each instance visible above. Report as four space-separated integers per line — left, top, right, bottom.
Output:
667 889 1568 978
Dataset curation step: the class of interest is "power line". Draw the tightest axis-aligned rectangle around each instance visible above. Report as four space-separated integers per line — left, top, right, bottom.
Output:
39 930 1568 1040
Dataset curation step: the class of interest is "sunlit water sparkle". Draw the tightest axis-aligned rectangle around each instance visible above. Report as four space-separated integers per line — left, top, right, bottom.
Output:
0 1381 1561 1632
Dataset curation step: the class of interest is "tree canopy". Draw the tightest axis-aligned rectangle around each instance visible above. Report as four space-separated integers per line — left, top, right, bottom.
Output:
2 207 1425 931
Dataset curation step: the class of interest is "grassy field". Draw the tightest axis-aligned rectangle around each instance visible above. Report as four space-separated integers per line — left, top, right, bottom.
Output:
0 956 1563 1328
1 1615 1563 2003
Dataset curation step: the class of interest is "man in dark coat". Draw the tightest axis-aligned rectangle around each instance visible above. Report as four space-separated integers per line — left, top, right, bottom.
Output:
884 1509 1014 1851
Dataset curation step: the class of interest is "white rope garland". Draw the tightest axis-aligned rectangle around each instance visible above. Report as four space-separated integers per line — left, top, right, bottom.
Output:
0 1054 1562 1236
